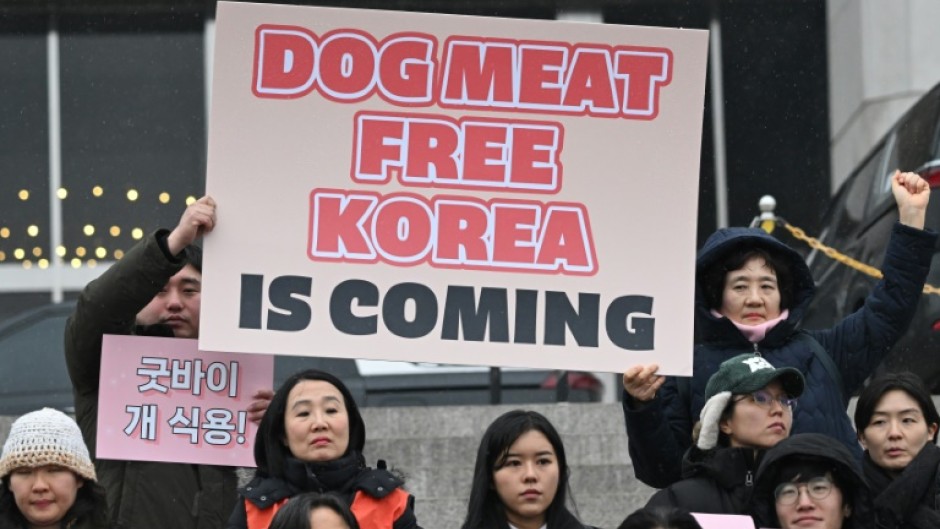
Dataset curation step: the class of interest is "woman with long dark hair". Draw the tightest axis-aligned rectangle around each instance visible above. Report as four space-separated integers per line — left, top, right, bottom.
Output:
227 369 419 529
461 410 594 529
0 408 109 529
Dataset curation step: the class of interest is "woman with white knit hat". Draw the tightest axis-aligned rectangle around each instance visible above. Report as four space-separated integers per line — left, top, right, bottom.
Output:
644 353 805 519
0 408 109 529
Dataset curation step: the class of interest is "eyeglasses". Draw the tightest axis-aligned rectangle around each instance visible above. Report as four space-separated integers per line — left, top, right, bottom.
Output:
774 477 835 505
735 389 797 409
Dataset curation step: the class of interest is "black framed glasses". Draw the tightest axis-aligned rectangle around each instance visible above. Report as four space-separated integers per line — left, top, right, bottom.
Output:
774 477 835 505
735 389 797 409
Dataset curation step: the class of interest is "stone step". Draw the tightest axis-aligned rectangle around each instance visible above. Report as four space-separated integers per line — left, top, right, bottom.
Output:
364 431 631 471
574 492 651 529
361 402 627 439
413 491 647 529
411 498 467 529
396 463 648 502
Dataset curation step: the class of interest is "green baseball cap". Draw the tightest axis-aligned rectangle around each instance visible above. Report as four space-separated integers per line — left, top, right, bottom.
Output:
704 353 805 401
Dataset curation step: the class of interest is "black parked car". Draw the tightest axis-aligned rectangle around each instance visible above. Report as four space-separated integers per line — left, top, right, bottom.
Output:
801 82 940 390
0 301 600 416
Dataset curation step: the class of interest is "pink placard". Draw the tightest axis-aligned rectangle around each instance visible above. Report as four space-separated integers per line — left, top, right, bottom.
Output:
97 334 274 467
691 513 756 529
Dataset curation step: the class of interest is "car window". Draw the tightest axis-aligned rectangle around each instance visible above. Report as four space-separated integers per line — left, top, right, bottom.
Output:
0 307 75 415
873 90 940 212
835 143 884 240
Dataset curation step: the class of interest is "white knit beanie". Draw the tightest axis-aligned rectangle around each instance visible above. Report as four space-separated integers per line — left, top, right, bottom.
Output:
0 408 96 481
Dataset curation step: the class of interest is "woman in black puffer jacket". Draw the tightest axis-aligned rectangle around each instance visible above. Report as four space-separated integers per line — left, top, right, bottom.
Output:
227 369 420 529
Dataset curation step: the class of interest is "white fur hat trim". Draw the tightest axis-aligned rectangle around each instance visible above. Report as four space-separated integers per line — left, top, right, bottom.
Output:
697 391 732 450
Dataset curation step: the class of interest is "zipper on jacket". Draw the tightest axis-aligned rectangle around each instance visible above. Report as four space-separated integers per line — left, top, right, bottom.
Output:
753 343 761 356
745 470 753 487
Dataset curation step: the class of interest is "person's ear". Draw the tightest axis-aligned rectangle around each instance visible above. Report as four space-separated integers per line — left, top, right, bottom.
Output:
858 430 868 450
842 504 852 518
719 418 733 436
928 422 938 441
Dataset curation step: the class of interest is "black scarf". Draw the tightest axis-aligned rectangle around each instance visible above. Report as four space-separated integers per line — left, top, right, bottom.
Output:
283 451 365 496
865 443 940 529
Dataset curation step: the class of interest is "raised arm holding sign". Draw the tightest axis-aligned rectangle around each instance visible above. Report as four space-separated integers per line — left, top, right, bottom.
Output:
64 197 238 529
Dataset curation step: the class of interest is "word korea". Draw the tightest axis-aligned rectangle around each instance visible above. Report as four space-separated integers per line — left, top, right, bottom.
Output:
253 27 673 119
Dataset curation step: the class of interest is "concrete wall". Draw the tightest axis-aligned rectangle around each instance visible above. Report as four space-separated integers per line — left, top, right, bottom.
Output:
828 0 940 188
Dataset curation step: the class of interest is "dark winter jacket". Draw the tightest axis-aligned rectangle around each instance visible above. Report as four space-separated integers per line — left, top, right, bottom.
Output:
623 223 937 488
64 232 237 529
645 446 761 516
863 443 940 529
753 433 869 529
226 453 419 529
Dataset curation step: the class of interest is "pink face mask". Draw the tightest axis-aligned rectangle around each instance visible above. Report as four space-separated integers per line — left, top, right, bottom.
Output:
711 309 790 343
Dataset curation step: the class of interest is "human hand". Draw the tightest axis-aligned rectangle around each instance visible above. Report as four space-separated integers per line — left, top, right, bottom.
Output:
167 196 217 256
247 388 275 424
623 364 665 403
892 170 930 229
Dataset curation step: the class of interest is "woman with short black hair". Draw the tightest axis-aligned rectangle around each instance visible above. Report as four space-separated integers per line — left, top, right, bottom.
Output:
855 371 940 528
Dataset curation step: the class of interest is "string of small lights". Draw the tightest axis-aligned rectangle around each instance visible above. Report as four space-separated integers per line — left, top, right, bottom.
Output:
0 186 198 269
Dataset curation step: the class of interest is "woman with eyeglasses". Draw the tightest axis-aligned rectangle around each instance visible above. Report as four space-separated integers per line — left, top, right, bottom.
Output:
854 371 940 528
645 353 804 516
752 433 868 529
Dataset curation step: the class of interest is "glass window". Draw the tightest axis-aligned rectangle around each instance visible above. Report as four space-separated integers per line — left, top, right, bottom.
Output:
59 13 206 266
0 17 49 269
837 142 883 239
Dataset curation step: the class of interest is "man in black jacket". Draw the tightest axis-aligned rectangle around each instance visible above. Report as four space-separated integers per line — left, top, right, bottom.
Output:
64 196 238 529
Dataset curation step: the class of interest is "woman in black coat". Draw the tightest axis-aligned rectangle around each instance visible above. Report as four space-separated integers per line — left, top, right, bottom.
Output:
855 371 940 529
646 353 804 516
227 369 420 529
